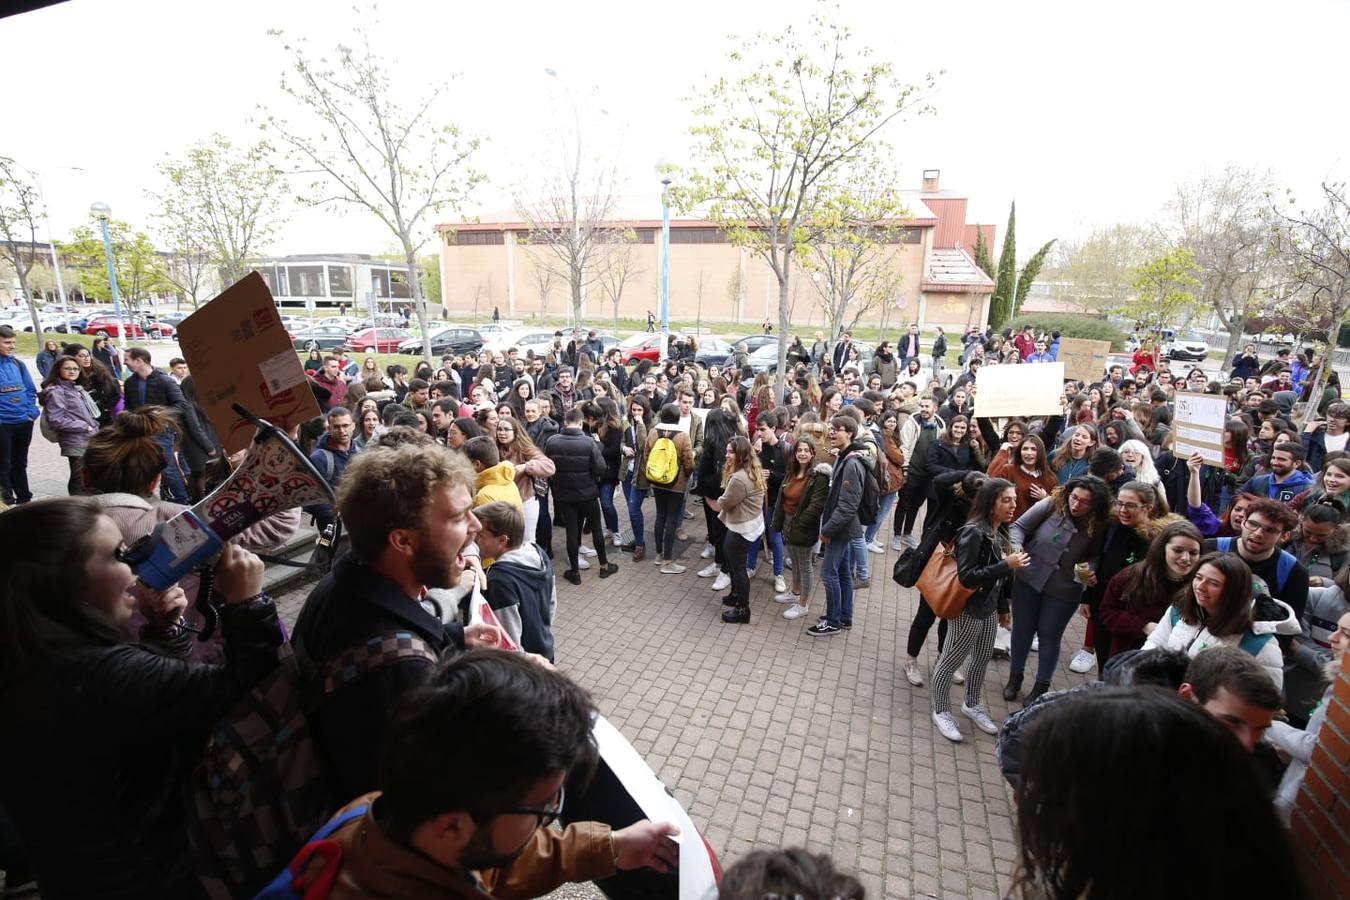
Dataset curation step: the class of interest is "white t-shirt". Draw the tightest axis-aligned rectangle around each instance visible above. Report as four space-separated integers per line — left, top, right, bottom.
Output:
1326 431 1349 454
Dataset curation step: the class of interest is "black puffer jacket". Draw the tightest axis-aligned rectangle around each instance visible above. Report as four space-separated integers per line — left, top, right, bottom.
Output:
543 426 604 502
0 600 282 900
122 368 186 415
954 519 1014 618
820 442 868 540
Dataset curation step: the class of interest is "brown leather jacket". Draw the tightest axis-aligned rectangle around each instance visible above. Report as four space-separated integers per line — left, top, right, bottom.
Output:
311 793 617 899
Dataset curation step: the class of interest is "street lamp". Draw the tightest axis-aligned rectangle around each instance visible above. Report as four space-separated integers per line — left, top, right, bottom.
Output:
90 201 128 353
657 161 672 365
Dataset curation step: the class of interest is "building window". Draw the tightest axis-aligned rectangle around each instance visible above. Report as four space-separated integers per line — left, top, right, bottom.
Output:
327 265 354 298
447 231 505 246
255 266 287 297
288 265 325 297
371 269 390 298
390 269 412 299
669 227 725 244
881 227 923 244
635 228 656 244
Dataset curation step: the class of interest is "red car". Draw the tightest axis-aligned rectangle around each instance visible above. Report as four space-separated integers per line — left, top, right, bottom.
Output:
618 332 675 364
345 327 413 354
84 315 176 340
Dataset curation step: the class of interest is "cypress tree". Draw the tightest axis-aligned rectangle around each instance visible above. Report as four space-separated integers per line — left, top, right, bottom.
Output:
1013 239 1056 317
990 202 1017 328
973 229 995 279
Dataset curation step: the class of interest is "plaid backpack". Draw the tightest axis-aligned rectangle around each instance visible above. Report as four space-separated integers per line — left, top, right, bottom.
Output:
184 630 437 899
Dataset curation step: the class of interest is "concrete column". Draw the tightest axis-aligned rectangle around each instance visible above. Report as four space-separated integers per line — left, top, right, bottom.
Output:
504 230 517 316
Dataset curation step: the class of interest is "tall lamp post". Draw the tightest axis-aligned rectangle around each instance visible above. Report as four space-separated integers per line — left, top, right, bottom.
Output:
658 171 672 365
89 201 127 353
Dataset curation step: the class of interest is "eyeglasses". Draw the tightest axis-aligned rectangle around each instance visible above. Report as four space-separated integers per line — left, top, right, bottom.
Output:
1112 501 1144 511
497 785 565 828
1241 519 1283 537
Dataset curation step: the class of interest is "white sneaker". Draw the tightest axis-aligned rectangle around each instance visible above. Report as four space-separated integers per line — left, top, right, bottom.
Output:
890 535 906 551
960 703 999 735
932 711 964 743
579 545 598 558
904 658 924 686
867 540 885 554
1069 648 1096 674
774 575 788 593
1031 634 1040 653
700 543 715 559
902 535 920 550
784 556 792 569
697 562 720 578
711 572 731 591
773 591 798 603
577 557 591 570
612 532 624 548
746 568 757 581
652 556 667 567
783 603 811 620
952 667 965 686
659 562 687 574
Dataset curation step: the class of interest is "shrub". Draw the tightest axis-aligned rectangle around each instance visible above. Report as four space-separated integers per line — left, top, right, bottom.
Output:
1003 314 1128 351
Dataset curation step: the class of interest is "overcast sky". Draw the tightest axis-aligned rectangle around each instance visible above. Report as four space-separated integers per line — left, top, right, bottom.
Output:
4 0 1346 262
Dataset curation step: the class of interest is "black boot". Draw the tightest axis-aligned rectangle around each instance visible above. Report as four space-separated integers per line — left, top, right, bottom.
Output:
1002 673 1023 702
1023 681 1051 708
721 594 739 607
721 605 750 624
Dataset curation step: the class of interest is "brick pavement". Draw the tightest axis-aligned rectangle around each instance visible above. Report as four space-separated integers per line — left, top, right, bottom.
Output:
270 504 1095 900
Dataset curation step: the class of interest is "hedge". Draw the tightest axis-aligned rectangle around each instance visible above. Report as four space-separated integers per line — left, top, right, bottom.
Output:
1002 314 1128 351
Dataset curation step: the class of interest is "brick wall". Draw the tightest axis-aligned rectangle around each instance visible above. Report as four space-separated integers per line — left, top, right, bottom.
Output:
1291 664 1350 898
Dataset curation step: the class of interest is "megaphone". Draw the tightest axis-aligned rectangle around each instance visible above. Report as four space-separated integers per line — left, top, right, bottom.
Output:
122 404 335 597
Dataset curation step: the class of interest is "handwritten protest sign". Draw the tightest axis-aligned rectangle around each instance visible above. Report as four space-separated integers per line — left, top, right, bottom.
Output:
1173 391 1227 465
974 362 1064 417
1057 338 1111 383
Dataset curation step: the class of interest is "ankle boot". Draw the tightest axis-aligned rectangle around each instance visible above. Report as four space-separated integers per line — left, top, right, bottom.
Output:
1002 673 1023 702
721 605 750 624
1023 681 1051 708
721 594 739 607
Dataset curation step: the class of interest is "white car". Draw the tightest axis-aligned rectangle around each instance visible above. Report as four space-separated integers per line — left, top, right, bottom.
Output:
483 329 558 355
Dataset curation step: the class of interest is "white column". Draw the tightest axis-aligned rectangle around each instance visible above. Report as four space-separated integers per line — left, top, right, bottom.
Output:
504 230 517 316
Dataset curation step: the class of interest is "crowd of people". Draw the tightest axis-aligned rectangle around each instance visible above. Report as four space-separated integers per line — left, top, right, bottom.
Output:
0 318 1344 898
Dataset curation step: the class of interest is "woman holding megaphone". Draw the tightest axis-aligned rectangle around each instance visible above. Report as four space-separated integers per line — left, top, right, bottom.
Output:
0 497 282 899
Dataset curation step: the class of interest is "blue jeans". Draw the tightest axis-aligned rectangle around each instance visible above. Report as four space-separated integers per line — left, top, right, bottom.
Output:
622 474 647 548
821 537 854 625
157 429 189 503
1009 579 1080 685
598 481 619 534
864 491 898 544
746 499 784 574
851 535 870 580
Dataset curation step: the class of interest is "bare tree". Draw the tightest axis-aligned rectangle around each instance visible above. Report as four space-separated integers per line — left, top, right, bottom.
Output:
0 158 46 336
1045 224 1153 316
525 252 558 319
596 238 640 330
1160 164 1280 367
148 134 287 294
265 21 482 364
725 265 746 325
514 151 629 330
1270 181 1350 426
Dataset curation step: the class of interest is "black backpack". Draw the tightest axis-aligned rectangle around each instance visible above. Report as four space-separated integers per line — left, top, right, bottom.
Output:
856 454 881 527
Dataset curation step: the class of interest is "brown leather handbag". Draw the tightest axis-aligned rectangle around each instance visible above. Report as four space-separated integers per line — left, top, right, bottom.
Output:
916 541 976 619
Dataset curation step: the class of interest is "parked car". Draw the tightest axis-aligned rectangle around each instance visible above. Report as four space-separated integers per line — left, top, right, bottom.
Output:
729 334 779 355
84 315 176 340
694 337 734 368
476 322 523 342
618 332 677 364
315 316 367 332
484 329 558 356
1164 330 1210 362
152 310 192 329
290 325 353 351
346 327 413 354
398 326 484 357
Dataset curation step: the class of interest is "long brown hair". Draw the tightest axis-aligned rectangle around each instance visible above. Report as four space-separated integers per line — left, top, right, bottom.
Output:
1176 552 1254 636
722 435 767 493
82 408 177 496
1122 520 1203 611
787 435 819 479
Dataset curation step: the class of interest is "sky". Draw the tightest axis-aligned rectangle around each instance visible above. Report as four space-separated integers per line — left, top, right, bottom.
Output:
3 0 1347 263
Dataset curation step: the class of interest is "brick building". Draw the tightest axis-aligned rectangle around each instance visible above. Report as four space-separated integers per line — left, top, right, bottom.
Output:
436 169 996 330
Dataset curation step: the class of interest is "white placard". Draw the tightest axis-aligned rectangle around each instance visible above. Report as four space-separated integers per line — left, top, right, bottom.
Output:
592 715 718 899
259 348 308 394
973 362 1065 417
1173 391 1227 465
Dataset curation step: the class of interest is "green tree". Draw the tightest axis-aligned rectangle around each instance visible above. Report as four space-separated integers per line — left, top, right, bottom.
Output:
1123 246 1201 352
265 20 482 364
420 255 442 305
1012 239 1056 316
989 202 1017 328
677 3 936 398
148 133 287 302
0 157 46 336
58 218 170 311
972 228 994 280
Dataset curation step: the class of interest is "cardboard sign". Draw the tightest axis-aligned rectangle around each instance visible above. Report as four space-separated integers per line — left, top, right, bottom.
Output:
973 362 1065 417
177 273 321 454
1173 391 1227 466
1057 338 1111 384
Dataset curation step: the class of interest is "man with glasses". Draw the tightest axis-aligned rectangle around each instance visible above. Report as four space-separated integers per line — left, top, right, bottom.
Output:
282 650 680 896
1206 498 1309 627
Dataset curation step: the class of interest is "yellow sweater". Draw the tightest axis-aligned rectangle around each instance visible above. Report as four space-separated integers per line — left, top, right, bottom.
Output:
475 461 524 509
